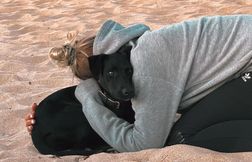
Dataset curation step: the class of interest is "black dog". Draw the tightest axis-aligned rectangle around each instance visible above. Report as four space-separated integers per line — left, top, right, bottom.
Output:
88 45 135 105
31 45 135 156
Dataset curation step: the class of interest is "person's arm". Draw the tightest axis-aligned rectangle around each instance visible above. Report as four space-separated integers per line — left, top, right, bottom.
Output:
75 77 182 152
75 20 186 152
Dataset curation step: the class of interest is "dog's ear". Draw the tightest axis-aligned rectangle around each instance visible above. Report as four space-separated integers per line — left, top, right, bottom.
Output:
119 44 132 56
88 54 106 81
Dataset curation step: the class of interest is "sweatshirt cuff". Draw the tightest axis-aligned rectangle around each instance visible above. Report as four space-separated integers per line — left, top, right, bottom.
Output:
75 78 100 104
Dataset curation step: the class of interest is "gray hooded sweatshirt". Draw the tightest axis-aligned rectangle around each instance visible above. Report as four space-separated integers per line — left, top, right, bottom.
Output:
75 15 252 152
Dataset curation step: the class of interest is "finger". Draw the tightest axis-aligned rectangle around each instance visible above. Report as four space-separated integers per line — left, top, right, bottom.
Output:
27 126 33 134
25 113 35 120
26 119 35 127
25 113 33 121
31 111 35 118
25 103 37 121
31 103 37 112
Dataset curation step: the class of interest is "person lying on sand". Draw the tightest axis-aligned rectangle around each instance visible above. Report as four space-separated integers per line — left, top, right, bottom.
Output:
26 15 252 153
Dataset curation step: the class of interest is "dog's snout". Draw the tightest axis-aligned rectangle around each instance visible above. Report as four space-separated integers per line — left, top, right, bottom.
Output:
122 88 129 96
121 88 134 97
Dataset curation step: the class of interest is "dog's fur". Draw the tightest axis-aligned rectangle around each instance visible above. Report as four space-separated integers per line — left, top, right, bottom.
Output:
89 45 135 102
31 45 135 156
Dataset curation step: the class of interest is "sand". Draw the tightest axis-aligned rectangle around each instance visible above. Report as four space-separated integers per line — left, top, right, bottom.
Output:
0 0 252 161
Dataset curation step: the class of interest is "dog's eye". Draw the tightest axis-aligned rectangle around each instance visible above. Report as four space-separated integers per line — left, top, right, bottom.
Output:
107 71 115 78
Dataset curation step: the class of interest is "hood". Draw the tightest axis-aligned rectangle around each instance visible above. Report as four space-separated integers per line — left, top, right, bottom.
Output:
93 20 150 55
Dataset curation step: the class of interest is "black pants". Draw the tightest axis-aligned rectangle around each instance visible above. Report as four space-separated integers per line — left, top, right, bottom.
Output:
166 72 252 152
40 72 252 152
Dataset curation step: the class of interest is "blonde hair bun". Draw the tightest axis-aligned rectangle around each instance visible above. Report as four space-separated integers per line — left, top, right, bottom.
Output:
48 46 70 67
48 31 95 80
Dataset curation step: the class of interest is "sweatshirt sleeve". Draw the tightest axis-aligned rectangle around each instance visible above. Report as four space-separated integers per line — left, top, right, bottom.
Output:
75 77 183 152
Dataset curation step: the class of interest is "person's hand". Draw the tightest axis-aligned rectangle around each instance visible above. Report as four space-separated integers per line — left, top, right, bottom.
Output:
25 103 37 134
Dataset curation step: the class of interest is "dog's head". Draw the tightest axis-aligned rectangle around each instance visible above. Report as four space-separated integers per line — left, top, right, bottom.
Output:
88 45 134 101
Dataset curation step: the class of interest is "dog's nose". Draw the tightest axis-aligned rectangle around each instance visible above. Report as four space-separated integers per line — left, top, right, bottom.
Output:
122 88 134 97
122 88 129 96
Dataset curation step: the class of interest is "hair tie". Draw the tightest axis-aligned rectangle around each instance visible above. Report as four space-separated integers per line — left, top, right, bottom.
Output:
64 44 76 66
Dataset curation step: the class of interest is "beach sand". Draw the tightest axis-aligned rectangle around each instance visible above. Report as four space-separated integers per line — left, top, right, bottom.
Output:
0 0 252 161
